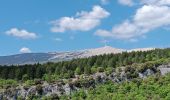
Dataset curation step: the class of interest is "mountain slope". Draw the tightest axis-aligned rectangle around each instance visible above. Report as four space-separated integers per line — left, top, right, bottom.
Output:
78 46 125 58
0 53 54 65
0 46 155 65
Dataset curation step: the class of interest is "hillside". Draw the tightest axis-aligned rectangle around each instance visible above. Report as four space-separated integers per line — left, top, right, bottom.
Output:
0 46 155 65
1 63 170 100
0 48 170 99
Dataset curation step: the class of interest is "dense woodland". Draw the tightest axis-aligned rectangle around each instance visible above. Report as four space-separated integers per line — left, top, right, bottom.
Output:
0 48 170 81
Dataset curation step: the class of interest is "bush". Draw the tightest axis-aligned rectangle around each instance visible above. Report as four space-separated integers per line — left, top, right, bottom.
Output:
72 89 87 99
22 74 29 81
50 94 59 100
91 66 97 74
36 84 43 95
97 67 104 72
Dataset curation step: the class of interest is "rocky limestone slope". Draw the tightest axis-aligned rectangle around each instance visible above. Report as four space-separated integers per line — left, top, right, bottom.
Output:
0 63 169 100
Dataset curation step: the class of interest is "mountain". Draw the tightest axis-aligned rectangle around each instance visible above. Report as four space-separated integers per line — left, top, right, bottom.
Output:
78 46 124 58
0 46 155 65
128 48 155 52
0 53 54 65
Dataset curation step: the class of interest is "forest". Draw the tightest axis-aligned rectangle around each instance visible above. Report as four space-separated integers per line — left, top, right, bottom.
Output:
0 48 170 81
0 48 170 99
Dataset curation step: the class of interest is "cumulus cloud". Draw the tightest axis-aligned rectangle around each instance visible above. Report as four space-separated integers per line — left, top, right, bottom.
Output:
6 28 37 39
118 0 134 6
50 5 110 33
118 0 170 6
95 29 113 37
134 5 170 30
19 47 32 53
95 3 170 40
141 0 170 6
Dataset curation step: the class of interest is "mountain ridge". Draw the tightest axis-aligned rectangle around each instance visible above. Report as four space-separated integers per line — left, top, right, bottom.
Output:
0 46 156 65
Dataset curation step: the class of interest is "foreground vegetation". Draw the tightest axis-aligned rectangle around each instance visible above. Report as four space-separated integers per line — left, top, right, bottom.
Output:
1 72 170 100
61 73 170 100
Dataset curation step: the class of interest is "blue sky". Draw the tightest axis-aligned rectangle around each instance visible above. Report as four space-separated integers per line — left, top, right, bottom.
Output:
0 0 170 56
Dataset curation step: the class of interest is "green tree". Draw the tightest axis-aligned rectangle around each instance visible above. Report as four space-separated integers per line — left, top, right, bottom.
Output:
75 67 81 75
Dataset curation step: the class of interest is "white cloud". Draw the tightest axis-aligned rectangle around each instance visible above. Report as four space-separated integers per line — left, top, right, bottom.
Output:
95 20 143 40
140 0 158 5
141 0 170 6
6 28 37 39
118 0 134 6
111 20 142 39
158 0 170 5
19 47 32 53
95 4 170 40
50 5 110 33
95 29 113 37
134 5 170 30
118 0 170 6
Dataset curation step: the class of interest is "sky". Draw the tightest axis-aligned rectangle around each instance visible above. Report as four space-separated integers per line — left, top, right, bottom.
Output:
0 0 170 56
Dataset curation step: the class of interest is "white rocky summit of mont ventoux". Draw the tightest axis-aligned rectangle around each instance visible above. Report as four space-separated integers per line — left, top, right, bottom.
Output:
0 46 155 65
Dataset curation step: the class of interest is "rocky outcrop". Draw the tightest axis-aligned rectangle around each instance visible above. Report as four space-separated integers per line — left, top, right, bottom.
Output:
0 64 170 99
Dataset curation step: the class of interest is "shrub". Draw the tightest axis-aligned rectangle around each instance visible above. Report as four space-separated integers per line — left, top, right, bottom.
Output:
36 84 43 95
97 67 104 72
